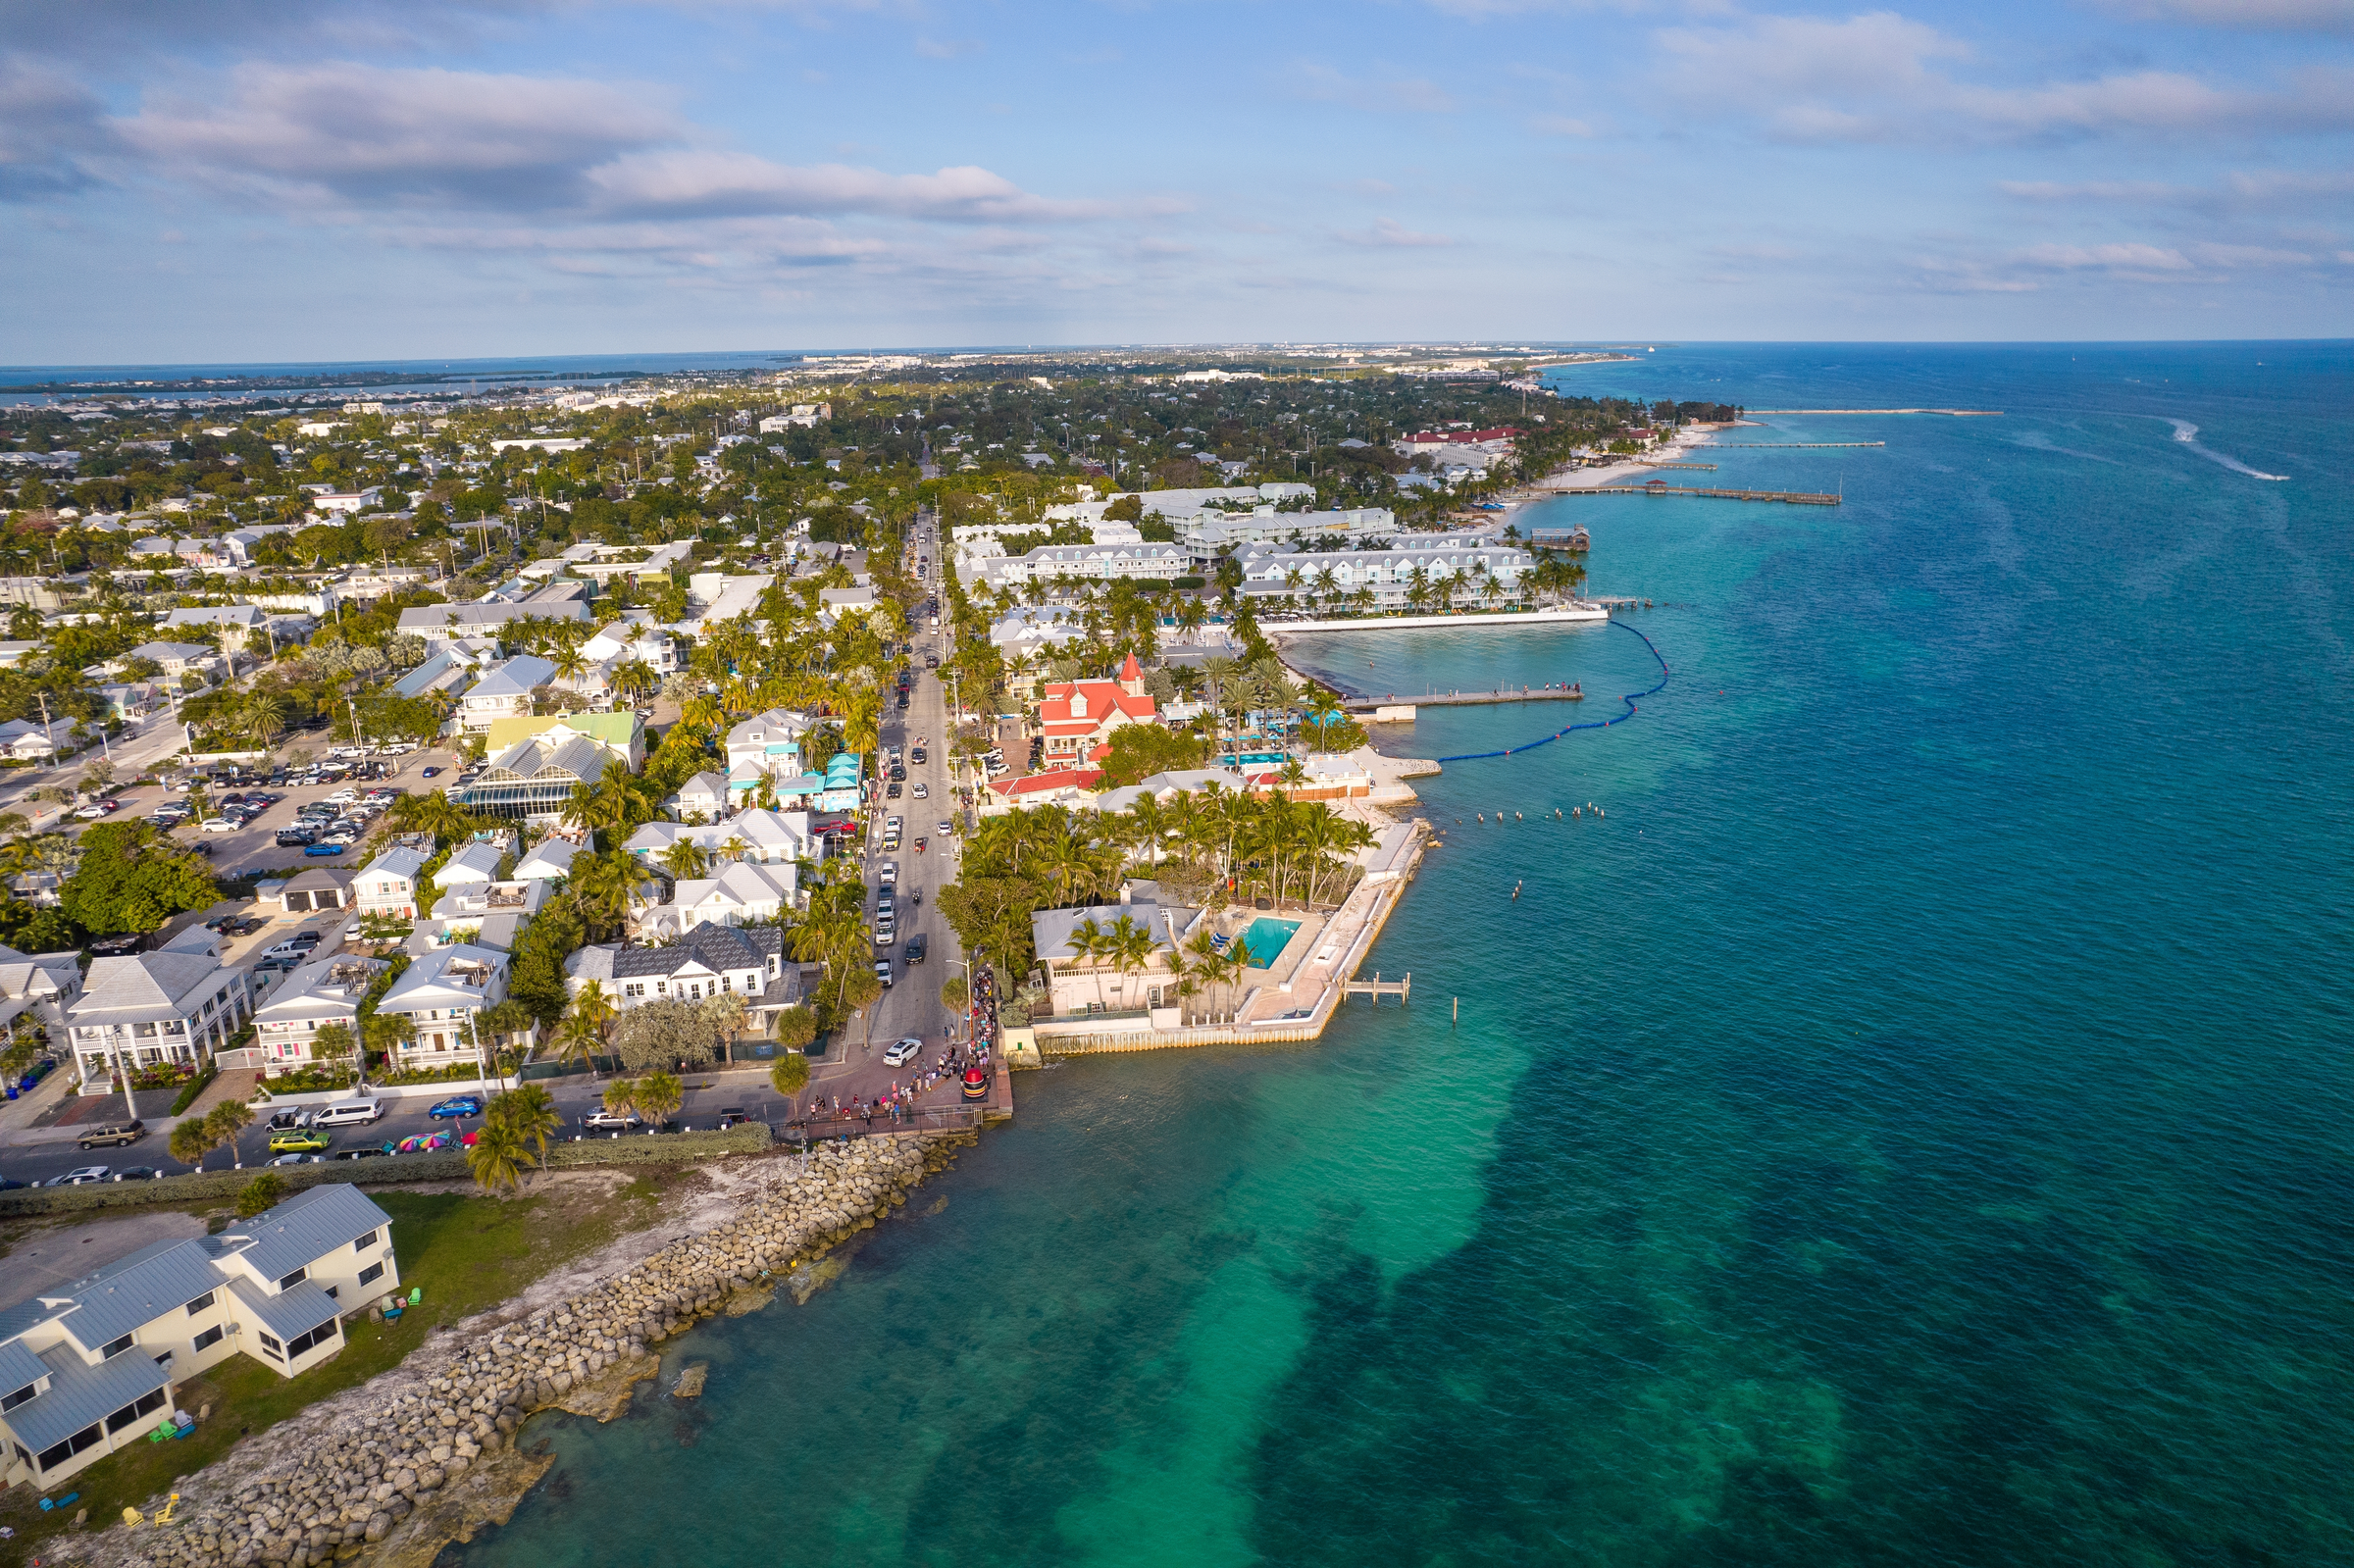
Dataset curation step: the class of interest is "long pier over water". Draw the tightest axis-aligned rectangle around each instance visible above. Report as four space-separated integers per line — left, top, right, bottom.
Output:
1537 481 1841 506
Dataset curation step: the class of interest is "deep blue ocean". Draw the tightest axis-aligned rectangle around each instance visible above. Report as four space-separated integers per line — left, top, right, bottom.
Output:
450 343 2354 1567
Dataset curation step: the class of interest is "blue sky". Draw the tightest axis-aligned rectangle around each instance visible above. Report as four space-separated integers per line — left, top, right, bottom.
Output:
4 0 2351 362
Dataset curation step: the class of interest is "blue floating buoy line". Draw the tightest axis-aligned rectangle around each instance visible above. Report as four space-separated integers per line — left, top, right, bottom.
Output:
1434 619 1671 764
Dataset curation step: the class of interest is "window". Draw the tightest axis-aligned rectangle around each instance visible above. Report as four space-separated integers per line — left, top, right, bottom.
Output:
102 1333 134 1359
191 1325 224 1353
359 1261 384 1288
323 1285 338 1301
257 1332 283 1359
184 1290 215 1315
38 1423 103 1470
284 1319 339 1358
1 1384 34 1413
107 1388 167 1434
352 1230 378 1252
277 1266 307 1290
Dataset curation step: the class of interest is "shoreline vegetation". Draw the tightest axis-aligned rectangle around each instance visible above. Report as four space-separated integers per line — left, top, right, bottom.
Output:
34 1137 966 1568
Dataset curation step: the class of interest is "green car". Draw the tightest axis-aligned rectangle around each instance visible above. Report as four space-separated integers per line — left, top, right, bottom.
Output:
267 1128 332 1154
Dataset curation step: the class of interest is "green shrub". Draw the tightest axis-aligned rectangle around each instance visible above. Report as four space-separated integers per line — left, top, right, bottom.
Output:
236 1171 290 1216
169 1062 218 1116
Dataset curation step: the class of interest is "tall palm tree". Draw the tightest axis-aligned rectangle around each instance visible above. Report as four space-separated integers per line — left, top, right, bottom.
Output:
240 690 289 751
494 1084 562 1167
658 837 709 883
636 1069 685 1122
610 657 658 705
466 1118 531 1193
571 849 658 936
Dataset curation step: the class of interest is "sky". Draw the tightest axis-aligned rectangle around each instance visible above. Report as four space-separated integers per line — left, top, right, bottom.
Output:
3 0 2352 363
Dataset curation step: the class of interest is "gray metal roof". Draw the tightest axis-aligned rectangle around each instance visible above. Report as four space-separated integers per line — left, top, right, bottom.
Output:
55 1237 226 1352
5 1342 169 1456
219 1183 390 1286
227 1278 342 1341
69 951 232 1026
0 1337 48 1394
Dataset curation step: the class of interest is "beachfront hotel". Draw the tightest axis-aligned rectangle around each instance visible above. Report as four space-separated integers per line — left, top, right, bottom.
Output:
1228 537 1538 613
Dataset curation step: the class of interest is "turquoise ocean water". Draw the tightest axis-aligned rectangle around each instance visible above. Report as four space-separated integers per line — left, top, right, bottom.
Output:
451 344 2353 1567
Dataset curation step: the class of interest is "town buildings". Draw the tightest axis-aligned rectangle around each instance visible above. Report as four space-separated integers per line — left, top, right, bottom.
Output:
565 922 796 1034
250 955 384 1073
1036 655 1157 767
378 944 509 1069
63 942 251 1094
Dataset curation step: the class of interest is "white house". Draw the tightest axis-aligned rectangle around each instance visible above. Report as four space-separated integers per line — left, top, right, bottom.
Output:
1030 882 1204 1021
620 808 814 871
433 840 505 892
632 862 795 940
671 772 729 819
457 655 554 732
425 879 547 952
250 955 385 1074
565 922 796 1033
353 845 431 921
123 641 223 682
63 950 251 1094
0 1186 398 1490
0 943 83 1049
377 943 509 1067
513 835 582 883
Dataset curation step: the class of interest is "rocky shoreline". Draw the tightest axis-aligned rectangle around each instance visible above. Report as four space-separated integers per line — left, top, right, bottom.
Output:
55 1134 964 1568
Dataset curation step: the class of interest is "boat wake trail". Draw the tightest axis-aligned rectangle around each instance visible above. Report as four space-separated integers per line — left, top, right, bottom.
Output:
2168 419 2289 481
1435 618 1669 764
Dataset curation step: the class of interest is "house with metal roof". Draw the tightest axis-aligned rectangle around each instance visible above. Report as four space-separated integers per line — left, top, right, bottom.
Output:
425 879 548 953
63 950 249 1095
513 834 581 883
620 807 815 871
433 840 505 893
353 844 431 920
395 599 590 652
1031 882 1203 1021
0 1185 396 1490
456 655 555 733
565 922 796 1035
670 771 729 819
279 866 355 913
482 710 644 772
632 862 795 941
251 955 384 1074
379 943 507 1068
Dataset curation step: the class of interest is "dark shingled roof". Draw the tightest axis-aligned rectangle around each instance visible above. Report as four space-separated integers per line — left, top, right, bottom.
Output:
608 922 784 981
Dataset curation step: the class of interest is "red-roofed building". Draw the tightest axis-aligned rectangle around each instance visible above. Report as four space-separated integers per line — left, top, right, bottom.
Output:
1037 654 1157 766
983 767 1104 815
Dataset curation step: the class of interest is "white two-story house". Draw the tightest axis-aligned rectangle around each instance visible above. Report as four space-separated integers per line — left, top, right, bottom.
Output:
0 1185 397 1490
378 943 509 1067
249 955 384 1074
354 845 430 921
565 922 796 1038
64 948 251 1094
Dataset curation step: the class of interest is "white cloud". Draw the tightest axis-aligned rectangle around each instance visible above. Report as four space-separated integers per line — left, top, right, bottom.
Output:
1337 217 1455 247
1528 113 1598 136
1655 11 2354 143
585 151 1140 224
2020 241 2194 270
0 61 115 198
913 35 982 59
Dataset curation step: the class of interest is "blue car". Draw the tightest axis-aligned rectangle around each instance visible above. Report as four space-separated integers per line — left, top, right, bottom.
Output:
427 1096 484 1119
303 841 347 857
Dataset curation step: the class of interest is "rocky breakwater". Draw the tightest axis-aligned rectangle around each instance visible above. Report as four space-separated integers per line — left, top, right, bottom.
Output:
63 1135 961 1568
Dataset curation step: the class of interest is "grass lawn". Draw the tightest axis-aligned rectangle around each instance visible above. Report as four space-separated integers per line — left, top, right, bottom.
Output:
0 1171 681 1568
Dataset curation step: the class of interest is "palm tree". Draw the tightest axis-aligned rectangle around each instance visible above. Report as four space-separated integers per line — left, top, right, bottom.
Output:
466 1117 531 1192
636 1069 684 1123
493 1083 562 1167
169 1117 214 1172
204 1099 253 1170
572 848 658 936
557 981 616 1073
601 1076 641 1120
610 657 658 705
1109 913 1157 1011
658 837 710 883
701 991 747 1063
239 690 289 751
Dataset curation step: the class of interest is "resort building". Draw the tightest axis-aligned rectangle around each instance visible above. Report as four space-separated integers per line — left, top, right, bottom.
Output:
353 845 430 921
63 949 250 1094
1037 655 1157 767
985 542 1189 589
1228 538 1535 614
0 1186 397 1490
249 955 385 1074
455 727 619 821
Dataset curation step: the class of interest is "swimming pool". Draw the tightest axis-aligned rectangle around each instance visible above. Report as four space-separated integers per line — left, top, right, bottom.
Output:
1237 916 1302 968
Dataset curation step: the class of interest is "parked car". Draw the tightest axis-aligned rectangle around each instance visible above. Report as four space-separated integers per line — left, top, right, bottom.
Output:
231 916 269 936
199 817 238 834
582 1109 641 1132
714 1107 752 1129
49 1166 111 1186
277 829 320 847
884 1037 922 1068
267 1152 329 1166
421 766 441 778
78 1120 147 1150
330 1145 386 1160
267 1108 317 1132
303 841 348 857
267 1128 332 1154
428 1095 484 1119
112 1166 163 1182
874 958 894 987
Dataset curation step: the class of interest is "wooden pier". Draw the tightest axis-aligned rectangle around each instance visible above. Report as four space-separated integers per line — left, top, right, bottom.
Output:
1746 408 2001 416
1714 441 1884 448
1636 460 1716 470
1347 684 1586 714
1538 481 1841 506
1343 971 1411 1003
